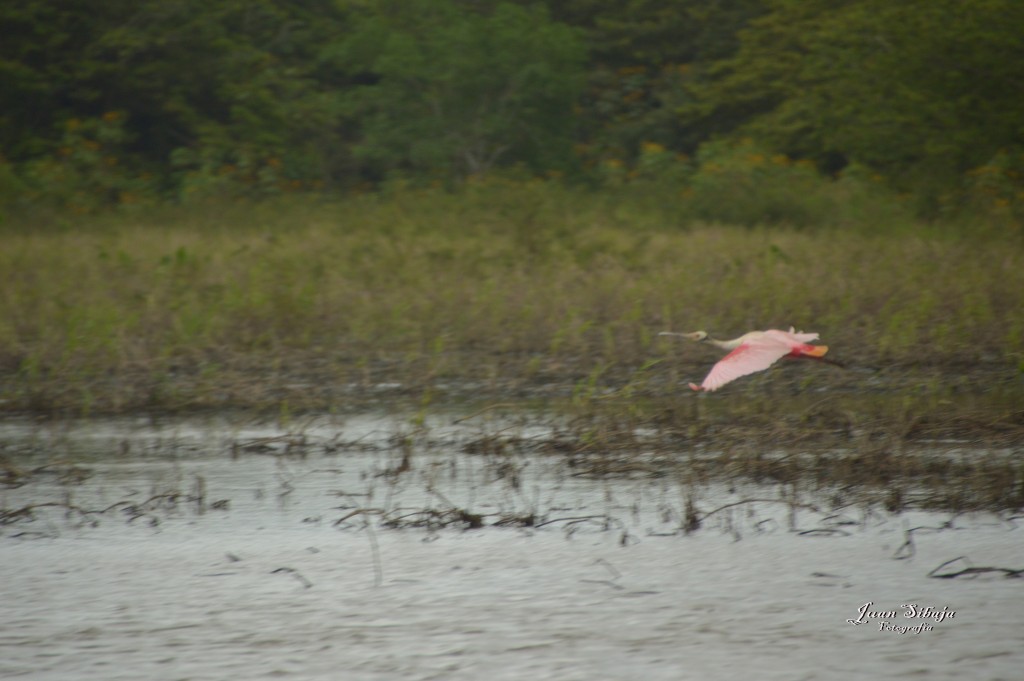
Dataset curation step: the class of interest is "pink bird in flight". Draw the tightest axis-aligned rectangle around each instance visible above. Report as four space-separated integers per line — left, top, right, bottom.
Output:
659 327 832 392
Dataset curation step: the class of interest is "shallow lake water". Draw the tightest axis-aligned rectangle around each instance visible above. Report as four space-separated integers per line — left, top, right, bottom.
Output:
1 413 1021 680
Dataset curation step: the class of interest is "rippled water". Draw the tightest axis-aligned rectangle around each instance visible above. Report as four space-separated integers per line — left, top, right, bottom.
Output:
1 414 1021 680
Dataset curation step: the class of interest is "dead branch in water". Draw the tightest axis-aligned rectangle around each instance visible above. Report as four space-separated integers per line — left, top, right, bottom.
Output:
928 556 1024 579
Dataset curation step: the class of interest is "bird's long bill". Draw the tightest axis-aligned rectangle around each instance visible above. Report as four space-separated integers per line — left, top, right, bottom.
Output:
658 331 704 341
803 344 829 358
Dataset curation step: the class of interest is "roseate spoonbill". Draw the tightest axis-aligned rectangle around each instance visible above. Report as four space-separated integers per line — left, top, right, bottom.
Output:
659 327 832 392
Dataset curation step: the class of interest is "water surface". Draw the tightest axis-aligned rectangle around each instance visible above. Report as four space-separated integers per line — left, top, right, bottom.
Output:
1 414 1021 680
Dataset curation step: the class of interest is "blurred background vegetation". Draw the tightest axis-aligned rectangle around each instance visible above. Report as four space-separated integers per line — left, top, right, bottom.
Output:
2 0 1024 423
1 0 1022 227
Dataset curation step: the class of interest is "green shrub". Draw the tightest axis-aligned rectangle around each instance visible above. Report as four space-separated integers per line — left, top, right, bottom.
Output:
17 113 158 213
681 139 853 228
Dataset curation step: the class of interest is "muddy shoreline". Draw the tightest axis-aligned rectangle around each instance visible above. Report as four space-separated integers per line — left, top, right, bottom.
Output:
3 354 1022 516
2 355 1021 444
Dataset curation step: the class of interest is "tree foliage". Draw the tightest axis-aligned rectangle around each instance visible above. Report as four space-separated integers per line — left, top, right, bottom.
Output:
1 0 1021 219
691 0 1024 206
1 0 352 200
331 1 586 180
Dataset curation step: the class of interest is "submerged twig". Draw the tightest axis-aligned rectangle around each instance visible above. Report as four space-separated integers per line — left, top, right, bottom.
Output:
697 498 820 523
928 556 1023 579
451 403 521 424
271 567 314 589
534 514 609 529
364 520 384 588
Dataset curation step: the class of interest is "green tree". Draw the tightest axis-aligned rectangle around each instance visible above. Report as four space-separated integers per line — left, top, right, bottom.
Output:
330 1 586 181
539 0 766 167
690 0 1024 206
1 0 353 201
0 0 130 161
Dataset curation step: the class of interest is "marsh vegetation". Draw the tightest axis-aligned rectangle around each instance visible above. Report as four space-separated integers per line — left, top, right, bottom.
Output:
2 182 1022 513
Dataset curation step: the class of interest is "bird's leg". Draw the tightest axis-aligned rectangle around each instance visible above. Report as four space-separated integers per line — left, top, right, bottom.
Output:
812 356 847 369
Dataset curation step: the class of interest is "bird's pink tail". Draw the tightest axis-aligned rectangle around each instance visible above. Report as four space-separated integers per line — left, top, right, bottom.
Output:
688 382 703 392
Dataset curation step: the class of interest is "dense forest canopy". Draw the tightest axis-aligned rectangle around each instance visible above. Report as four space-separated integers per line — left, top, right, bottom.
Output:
1 0 1021 220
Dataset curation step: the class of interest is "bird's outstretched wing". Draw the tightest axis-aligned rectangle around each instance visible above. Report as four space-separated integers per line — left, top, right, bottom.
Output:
697 339 793 391
776 327 819 344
